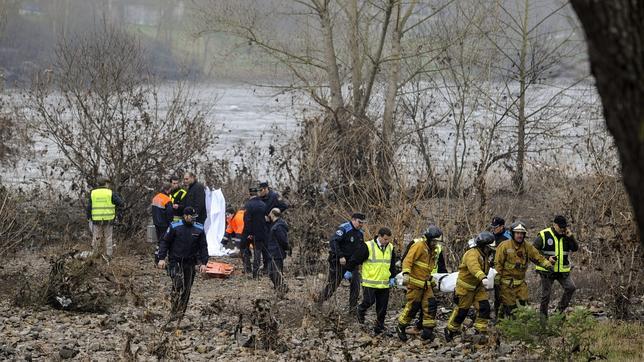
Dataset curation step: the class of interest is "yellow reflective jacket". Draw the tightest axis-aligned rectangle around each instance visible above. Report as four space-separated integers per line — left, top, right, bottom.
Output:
402 239 436 289
494 238 551 285
456 247 489 293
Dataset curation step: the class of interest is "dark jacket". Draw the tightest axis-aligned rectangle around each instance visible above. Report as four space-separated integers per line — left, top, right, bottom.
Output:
158 220 208 265
86 188 125 221
267 218 289 260
346 239 396 277
260 190 288 215
181 182 207 224
243 196 268 243
329 221 364 259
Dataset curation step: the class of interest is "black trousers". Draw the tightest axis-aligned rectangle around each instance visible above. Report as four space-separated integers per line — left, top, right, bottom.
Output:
239 238 253 274
154 225 167 263
252 241 270 278
268 257 288 293
318 258 360 308
168 260 196 321
358 287 390 332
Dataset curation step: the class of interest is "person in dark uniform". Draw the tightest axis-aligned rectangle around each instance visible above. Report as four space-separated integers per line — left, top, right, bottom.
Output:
267 208 289 295
180 172 207 225
151 182 174 263
169 175 187 221
258 181 288 217
315 212 366 311
242 187 269 278
157 207 209 325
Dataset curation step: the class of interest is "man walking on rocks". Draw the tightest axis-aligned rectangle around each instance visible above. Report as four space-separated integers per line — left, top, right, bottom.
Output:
346 227 396 335
157 207 209 324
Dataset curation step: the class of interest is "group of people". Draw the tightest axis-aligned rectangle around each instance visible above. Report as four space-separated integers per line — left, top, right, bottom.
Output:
313 213 578 342
88 174 578 338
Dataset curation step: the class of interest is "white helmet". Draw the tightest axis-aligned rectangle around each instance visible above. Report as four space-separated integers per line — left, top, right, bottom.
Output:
510 222 527 234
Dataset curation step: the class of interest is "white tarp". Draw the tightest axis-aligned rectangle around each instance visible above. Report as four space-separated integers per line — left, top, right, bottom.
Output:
395 268 498 293
204 188 231 256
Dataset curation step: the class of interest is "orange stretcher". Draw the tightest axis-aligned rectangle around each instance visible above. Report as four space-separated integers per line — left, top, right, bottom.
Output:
204 261 234 278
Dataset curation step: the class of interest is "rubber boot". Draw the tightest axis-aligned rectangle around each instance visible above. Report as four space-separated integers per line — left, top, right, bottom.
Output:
420 327 434 341
396 324 408 342
444 327 457 342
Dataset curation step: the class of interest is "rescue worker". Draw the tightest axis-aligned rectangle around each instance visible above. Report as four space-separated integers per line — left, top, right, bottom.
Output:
243 187 268 278
86 176 124 260
258 181 288 217
402 226 448 333
346 227 396 335
489 216 511 319
445 231 495 342
157 207 208 324
180 172 207 225
223 206 245 248
494 222 555 319
315 213 366 311
169 176 187 221
267 208 289 295
151 182 174 263
533 215 578 317
396 225 442 342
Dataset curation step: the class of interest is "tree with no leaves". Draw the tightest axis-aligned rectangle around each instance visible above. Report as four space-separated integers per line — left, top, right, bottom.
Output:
26 21 215 227
569 1 644 246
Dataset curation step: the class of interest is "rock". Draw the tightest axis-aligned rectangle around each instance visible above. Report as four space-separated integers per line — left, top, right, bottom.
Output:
89 342 101 352
9 316 20 324
59 347 78 359
497 344 513 356
196 345 208 354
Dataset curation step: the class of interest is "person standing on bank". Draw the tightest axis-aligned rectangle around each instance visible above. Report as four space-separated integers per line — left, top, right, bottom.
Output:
267 208 289 295
181 172 207 225
87 176 124 260
151 182 174 263
258 181 288 217
315 213 366 311
243 186 269 278
169 176 187 221
157 207 208 324
533 215 578 317
346 227 396 335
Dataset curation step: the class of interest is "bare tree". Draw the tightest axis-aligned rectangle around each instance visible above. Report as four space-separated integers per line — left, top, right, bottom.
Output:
26 21 215 226
569 0 644 246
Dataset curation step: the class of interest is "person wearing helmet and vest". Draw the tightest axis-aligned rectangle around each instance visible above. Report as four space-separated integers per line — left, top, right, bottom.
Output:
86 176 124 259
345 227 396 335
169 175 187 221
533 215 578 317
396 225 442 342
494 222 555 318
445 231 495 342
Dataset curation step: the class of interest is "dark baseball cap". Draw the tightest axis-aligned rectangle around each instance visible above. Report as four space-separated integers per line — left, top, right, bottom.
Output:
554 215 568 227
490 216 505 227
258 181 269 188
183 207 197 216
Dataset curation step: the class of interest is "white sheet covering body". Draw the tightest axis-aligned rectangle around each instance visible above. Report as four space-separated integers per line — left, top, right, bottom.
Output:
204 188 230 256
395 268 498 293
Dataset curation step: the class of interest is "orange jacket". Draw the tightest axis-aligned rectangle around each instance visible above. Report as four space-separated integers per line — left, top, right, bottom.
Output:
226 210 245 235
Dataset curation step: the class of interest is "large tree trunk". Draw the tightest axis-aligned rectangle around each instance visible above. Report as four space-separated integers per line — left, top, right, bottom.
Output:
315 1 344 121
570 0 644 246
513 0 529 194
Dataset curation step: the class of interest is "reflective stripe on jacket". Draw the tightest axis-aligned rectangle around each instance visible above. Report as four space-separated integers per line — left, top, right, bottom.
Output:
361 240 393 289
91 188 115 221
535 228 571 272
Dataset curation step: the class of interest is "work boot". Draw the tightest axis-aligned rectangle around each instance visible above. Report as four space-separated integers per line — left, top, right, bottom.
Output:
356 312 365 324
420 327 435 341
444 327 457 342
396 324 408 342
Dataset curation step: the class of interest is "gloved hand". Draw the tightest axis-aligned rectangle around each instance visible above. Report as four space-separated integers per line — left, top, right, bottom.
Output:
402 273 410 286
343 271 352 280
389 278 396 287
482 278 492 289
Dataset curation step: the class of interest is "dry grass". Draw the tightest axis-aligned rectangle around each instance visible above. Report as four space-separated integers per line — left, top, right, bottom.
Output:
586 320 644 361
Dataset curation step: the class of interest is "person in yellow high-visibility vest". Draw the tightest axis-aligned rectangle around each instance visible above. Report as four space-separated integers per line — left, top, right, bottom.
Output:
345 227 396 335
533 215 578 317
396 225 442 342
445 231 495 342
86 176 124 259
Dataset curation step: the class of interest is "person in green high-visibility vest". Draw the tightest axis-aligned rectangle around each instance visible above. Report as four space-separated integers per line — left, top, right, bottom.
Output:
86 176 124 259
533 215 578 317
345 227 396 335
